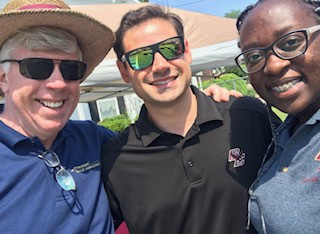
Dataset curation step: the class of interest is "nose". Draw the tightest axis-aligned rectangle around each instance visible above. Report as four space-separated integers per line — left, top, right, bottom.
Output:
152 52 170 72
45 63 67 90
263 53 291 75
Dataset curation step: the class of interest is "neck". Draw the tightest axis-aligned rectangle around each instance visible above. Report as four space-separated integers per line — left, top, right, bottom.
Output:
0 113 55 149
292 99 320 134
145 88 197 137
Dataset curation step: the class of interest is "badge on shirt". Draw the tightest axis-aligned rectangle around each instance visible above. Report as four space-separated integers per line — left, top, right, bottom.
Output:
314 150 320 161
228 148 245 168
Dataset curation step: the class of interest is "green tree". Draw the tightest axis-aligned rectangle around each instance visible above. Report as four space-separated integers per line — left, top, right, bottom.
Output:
202 73 256 97
98 114 131 132
224 9 241 19
224 65 246 78
213 73 247 94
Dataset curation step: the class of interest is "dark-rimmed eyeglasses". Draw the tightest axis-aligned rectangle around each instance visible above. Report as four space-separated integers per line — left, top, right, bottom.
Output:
0 58 87 80
121 36 185 71
38 150 76 191
235 25 320 74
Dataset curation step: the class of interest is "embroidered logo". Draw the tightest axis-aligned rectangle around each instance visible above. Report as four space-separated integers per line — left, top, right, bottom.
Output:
314 150 320 161
71 160 101 173
228 148 245 168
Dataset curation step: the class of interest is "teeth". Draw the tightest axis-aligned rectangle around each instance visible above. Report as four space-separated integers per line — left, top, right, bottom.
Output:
153 80 171 85
41 101 63 108
271 80 300 92
153 79 173 86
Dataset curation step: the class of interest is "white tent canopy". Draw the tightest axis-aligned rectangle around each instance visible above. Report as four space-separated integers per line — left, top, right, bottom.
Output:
70 3 241 102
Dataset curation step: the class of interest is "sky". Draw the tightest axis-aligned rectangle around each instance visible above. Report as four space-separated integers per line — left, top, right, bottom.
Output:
149 0 257 16
0 0 257 17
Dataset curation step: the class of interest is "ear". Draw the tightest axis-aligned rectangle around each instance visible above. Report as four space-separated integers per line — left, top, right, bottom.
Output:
0 67 9 94
183 38 192 65
116 60 131 84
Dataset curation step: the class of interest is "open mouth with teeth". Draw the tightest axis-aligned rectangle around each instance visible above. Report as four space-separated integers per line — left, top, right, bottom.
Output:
40 101 63 108
152 79 174 86
271 79 301 92
151 76 177 86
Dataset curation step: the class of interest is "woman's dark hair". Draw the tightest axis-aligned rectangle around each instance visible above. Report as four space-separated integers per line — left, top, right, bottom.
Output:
114 5 184 60
236 0 320 33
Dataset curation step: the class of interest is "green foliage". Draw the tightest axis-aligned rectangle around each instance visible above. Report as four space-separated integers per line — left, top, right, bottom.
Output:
202 72 257 97
213 73 247 94
224 65 246 78
224 9 241 19
271 107 288 121
98 114 131 132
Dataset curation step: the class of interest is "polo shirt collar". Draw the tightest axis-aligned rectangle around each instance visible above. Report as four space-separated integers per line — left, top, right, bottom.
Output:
135 86 223 146
192 86 223 125
0 120 71 150
0 120 29 148
306 108 320 125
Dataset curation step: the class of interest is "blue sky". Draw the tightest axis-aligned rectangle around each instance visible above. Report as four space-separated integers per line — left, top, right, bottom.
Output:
149 0 257 16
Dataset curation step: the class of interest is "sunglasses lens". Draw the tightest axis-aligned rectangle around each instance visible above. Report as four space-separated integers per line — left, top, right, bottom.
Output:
159 38 184 60
41 150 60 168
56 167 76 191
20 58 53 80
60 60 87 80
18 58 86 80
126 36 185 71
128 47 153 71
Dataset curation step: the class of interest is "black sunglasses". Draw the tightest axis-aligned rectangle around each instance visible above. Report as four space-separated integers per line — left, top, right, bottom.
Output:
0 58 87 80
121 36 185 71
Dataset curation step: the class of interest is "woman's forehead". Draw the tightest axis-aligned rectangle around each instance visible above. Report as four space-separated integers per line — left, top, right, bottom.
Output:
239 0 316 48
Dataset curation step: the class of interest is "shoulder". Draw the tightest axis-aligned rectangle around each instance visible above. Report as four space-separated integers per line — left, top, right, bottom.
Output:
214 96 278 133
218 96 269 117
65 120 116 141
102 127 131 152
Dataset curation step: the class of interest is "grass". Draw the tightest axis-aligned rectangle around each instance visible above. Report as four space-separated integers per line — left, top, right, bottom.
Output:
271 107 288 121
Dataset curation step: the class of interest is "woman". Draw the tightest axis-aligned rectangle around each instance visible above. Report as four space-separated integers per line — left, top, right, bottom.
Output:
235 0 320 233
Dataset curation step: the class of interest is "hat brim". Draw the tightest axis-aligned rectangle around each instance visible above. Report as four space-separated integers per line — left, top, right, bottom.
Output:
0 9 115 81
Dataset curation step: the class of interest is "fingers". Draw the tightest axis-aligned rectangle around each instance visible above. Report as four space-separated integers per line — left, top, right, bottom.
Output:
229 90 243 98
203 84 243 102
203 84 221 100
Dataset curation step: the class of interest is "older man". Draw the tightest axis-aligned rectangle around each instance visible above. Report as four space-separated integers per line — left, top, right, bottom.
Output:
0 0 115 233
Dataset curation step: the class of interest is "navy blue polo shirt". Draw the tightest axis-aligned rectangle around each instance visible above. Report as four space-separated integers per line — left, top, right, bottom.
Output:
102 86 278 234
0 120 115 233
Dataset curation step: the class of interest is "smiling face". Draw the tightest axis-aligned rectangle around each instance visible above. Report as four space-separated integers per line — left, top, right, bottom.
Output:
238 0 320 121
117 18 192 108
0 47 80 148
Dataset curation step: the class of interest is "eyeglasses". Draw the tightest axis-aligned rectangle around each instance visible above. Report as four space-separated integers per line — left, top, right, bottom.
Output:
121 36 185 71
235 25 320 74
38 150 76 191
0 58 87 80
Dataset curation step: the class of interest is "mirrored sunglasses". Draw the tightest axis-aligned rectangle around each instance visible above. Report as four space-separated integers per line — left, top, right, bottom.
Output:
38 150 76 191
121 36 185 71
0 58 87 80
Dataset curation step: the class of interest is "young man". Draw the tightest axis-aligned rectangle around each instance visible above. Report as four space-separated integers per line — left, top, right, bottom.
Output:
101 5 276 234
0 0 115 232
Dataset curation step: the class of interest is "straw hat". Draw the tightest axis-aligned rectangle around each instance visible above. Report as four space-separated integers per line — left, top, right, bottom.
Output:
0 0 115 80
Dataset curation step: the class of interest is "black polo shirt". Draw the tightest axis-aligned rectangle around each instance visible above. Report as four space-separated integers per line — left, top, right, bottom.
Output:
101 86 275 234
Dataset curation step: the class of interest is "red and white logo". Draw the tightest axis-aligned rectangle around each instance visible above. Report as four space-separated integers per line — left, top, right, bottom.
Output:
228 148 245 168
314 150 320 161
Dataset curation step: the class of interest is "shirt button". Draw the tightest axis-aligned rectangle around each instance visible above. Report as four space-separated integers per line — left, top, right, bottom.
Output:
282 167 289 173
188 160 193 167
